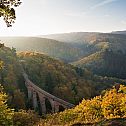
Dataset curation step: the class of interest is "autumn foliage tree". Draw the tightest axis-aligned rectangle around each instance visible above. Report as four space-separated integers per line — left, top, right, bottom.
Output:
0 85 14 126
0 60 13 125
41 85 126 125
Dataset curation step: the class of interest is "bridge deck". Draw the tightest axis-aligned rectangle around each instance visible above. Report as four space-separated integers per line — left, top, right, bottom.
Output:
23 73 75 108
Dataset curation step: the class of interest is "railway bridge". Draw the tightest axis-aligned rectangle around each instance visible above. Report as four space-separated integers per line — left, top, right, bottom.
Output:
22 72 75 114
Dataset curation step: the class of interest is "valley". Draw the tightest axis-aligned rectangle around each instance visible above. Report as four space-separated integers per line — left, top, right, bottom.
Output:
0 31 126 126
1 0 126 125
1 32 126 79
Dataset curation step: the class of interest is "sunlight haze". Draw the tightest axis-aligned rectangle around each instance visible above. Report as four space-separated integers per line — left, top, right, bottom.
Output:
0 0 126 36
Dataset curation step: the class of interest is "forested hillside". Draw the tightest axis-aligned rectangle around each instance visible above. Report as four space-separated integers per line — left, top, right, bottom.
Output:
112 30 126 35
0 37 83 62
42 32 126 54
0 43 126 106
18 51 126 104
2 33 126 80
0 45 26 110
42 32 126 79
18 51 96 104
0 45 95 106
72 49 126 79
0 44 126 126
1 0 126 125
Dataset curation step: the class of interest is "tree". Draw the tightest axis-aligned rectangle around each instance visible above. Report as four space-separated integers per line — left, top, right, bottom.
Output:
4 64 17 87
0 0 21 27
0 60 4 69
10 89 26 110
13 110 39 126
0 85 14 126
45 72 54 93
42 85 126 125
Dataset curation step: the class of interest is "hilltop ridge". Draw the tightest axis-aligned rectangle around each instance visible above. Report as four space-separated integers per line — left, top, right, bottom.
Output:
112 30 126 35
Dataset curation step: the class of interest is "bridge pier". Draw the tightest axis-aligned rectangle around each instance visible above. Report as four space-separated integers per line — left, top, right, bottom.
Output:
27 86 32 100
54 101 59 113
49 99 55 113
39 94 46 114
33 91 38 110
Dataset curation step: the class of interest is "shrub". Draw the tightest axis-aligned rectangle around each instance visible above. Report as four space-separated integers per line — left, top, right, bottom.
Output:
13 110 40 126
0 85 14 126
40 85 126 125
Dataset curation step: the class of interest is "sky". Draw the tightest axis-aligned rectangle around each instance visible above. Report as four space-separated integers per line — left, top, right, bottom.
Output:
0 0 126 36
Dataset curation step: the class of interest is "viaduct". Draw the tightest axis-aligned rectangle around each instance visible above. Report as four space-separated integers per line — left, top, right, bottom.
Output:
22 72 75 114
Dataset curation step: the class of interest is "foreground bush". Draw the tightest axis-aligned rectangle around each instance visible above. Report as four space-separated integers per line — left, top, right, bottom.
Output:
40 85 126 125
0 85 14 126
13 110 40 126
0 85 40 126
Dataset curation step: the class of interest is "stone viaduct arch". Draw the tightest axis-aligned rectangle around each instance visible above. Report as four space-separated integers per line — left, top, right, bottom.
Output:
22 73 75 114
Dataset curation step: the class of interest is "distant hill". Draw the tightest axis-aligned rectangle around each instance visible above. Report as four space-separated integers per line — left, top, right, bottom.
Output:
40 32 126 57
0 37 83 62
1 32 126 79
40 32 102 43
112 30 126 35
40 32 126 49
72 49 126 79
41 32 126 79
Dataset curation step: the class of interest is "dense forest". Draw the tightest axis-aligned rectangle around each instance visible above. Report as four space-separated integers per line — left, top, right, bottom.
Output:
1 32 126 80
18 51 96 104
42 32 126 79
0 44 126 106
0 37 83 62
1 32 126 125
0 0 126 125
0 45 26 110
73 48 126 79
1 78 126 126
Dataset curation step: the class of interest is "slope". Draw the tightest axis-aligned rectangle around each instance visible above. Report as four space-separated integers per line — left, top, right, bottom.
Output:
112 30 126 35
0 37 83 62
41 32 126 52
18 51 126 104
18 51 96 104
72 48 126 79
0 44 26 110
42 32 126 79
40 85 126 126
0 44 126 109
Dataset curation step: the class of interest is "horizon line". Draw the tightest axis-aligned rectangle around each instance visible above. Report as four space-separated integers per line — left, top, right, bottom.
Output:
0 30 125 37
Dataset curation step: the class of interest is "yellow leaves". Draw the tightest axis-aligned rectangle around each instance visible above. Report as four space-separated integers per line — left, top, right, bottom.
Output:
0 60 4 69
119 84 126 93
0 84 14 125
43 85 126 125
101 87 126 119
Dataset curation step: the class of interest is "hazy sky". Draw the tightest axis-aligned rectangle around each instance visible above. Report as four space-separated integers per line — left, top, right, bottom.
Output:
0 0 126 36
